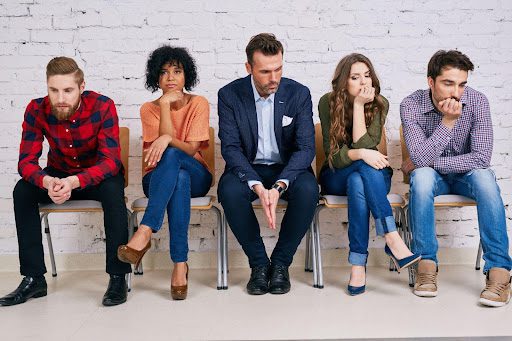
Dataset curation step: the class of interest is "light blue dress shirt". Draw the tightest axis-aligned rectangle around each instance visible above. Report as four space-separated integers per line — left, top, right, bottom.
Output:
247 76 289 190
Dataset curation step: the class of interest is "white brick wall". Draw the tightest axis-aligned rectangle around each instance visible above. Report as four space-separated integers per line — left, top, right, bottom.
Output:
0 0 511 259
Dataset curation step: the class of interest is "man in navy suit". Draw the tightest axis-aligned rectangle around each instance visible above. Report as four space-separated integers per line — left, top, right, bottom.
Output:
218 33 318 295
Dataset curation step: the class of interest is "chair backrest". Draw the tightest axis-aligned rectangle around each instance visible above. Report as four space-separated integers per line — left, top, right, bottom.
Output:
314 123 387 178
399 125 410 184
119 127 129 187
141 127 216 187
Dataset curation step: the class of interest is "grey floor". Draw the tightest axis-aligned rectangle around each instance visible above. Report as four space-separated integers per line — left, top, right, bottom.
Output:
0 265 510 340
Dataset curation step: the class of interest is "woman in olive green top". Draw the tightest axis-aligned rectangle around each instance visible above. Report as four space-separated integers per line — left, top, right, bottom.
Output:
319 53 420 295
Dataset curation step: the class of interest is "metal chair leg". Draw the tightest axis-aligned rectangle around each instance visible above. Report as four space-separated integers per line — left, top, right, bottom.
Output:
475 240 483 271
305 227 313 272
211 206 224 290
313 205 324 289
41 213 57 277
222 214 228 289
403 205 415 287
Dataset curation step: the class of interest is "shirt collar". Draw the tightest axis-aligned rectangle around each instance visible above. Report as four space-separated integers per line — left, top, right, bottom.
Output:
421 87 469 114
250 76 274 103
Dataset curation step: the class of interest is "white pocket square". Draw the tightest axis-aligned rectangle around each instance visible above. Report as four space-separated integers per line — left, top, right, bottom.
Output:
282 115 293 127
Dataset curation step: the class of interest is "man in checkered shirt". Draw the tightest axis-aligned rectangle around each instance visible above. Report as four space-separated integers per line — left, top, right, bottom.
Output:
401 50 511 307
0 57 131 307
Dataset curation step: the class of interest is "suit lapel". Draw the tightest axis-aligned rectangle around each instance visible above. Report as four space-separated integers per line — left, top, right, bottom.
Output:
241 76 258 154
274 89 284 154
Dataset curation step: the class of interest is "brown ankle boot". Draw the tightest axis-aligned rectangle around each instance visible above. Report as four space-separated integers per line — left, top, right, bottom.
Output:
414 260 438 297
479 267 511 307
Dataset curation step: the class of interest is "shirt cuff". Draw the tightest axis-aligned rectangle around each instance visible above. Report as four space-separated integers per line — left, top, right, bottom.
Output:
276 179 289 190
248 180 262 190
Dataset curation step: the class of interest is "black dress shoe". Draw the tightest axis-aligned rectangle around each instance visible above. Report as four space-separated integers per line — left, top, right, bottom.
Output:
102 274 128 306
269 265 291 294
0 276 47 306
246 265 270 295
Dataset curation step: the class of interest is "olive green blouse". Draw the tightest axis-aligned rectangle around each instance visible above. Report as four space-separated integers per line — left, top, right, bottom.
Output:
318 93 389 169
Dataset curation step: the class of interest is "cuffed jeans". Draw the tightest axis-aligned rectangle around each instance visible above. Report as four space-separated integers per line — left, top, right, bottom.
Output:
408 167 512 273
320 160 395 266
13 168 131 276
141 147 211 263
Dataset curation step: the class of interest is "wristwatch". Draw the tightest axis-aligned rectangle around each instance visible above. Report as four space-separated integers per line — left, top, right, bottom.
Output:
272 183 285 196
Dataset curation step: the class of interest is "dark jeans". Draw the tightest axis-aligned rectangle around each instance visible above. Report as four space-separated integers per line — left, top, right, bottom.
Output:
320 161 394 266
13 167 132 276
218 164 319 268
141 147 212 263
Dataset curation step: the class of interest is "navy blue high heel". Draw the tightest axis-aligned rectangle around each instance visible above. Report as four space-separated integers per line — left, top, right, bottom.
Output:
385 245 421 273
347 267 366 296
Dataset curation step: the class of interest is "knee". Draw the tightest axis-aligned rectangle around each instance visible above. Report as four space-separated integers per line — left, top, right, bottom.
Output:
409 167 437 195
218 174 252 204
175 169 191 189
347 172 364 196
13 179 34 201
159 147 183 165
289 174 319 202
466 168 500 195
98 176 125 200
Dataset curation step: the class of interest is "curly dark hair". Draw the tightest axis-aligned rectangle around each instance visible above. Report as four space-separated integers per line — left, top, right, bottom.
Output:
145 45 198 92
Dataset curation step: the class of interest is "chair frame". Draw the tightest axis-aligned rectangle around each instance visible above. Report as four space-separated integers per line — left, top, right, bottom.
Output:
129 127 226 289
39 127 133 287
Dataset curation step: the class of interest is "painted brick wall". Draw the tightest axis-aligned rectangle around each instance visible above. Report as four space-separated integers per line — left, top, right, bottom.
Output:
0 0 510 257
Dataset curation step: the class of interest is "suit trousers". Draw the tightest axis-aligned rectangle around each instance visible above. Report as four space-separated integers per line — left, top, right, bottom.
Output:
218 164 319 268
13 167 132 276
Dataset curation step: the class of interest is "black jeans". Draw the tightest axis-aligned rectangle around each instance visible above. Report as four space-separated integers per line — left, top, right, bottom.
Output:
218 164 319 268
13 168 132 276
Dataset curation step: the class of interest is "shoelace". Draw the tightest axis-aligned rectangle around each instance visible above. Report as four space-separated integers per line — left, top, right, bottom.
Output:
483 280 509 296
416 272 437 286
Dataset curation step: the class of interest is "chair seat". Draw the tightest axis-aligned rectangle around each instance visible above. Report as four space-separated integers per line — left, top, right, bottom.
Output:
322 194 405 208
434 194 476 206
251 198 288 208
39 200 103 213
132 196 214 211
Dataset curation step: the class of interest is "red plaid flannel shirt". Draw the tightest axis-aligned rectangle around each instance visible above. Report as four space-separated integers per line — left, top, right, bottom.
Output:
18 90 123 189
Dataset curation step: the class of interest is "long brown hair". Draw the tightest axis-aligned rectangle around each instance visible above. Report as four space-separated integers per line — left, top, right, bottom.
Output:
328 53 385 167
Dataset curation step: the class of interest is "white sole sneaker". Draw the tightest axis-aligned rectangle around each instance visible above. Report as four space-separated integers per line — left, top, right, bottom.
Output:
414 289 438 297
479 296 510 307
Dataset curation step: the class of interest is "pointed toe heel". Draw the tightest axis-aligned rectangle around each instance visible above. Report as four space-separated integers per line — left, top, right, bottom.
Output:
385 245 421 273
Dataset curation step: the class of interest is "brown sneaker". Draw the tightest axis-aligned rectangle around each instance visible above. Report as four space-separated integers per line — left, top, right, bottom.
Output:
413 260 438 297
479 267 511 307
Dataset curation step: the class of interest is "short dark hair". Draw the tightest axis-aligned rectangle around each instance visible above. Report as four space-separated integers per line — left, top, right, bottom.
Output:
145 45 198 92
427 50 474 80
245 33 284 66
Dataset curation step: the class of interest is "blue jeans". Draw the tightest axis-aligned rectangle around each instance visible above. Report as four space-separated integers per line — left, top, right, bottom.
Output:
141 148 212 263
408 167 512 273
320 160 395 266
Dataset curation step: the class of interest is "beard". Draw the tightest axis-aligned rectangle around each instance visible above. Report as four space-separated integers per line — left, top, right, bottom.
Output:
256 81 280 97
50 100 80 120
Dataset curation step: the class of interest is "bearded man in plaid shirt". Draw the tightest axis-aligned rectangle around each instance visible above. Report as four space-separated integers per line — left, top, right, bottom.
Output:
0 57 131 307
401 50 511 307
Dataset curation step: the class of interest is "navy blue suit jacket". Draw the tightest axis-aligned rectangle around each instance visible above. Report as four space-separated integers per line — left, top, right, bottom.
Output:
218 75 315 186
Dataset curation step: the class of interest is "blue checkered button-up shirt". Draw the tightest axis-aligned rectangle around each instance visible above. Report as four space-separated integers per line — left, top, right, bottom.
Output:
400 86 493 174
